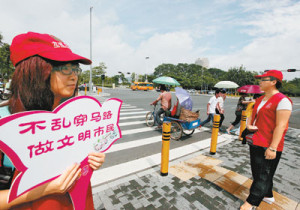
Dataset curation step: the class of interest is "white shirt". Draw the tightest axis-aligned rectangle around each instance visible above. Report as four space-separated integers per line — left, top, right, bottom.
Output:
257 97 292 113
217 97 224 110
208 96 219 114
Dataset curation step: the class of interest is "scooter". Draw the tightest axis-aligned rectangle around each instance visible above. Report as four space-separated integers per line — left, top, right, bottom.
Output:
0 88 10 100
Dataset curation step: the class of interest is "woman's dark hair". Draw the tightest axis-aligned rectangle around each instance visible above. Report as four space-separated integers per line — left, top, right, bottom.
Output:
9 56 78 114
253 94 261 99
160 84 166 91
269 76 282 89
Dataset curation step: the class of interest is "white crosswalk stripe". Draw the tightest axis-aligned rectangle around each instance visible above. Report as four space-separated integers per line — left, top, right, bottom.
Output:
91 101 228 192
120 111 149 116
119 115 146 120
121 108 144 112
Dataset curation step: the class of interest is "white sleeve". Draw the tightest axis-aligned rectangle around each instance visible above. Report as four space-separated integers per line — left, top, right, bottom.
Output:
208 97 214 104
277 98 292 111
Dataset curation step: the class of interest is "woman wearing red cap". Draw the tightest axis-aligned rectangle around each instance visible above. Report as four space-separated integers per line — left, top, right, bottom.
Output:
240 70 292 210
0 32 105 209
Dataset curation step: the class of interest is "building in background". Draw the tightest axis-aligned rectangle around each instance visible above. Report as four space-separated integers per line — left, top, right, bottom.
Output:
195 58 209 68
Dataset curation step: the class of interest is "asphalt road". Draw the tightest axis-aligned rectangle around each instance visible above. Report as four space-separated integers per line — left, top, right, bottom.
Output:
102 88 300 129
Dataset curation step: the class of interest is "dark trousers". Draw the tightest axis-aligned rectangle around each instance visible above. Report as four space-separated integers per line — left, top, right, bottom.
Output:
200 113 214 126
156 108 165 126
246 145 282 206
215 109 224 127
231 112 241 126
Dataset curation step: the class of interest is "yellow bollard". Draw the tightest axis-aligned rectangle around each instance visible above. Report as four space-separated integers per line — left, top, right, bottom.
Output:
161 121 171 176
210 114 220 155
84 86 87 96
239 110 247 141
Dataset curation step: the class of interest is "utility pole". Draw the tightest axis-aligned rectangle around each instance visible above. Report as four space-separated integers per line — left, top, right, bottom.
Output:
89 6 93 94
145 56 149 82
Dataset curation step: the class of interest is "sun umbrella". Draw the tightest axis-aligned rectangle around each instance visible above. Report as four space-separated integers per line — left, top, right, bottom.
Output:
237 85 264 94
152 76 180 86
214 81 239 88
175 87 193 110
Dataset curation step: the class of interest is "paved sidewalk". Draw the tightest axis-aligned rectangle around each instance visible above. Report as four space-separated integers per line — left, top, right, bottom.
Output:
92 126 300 209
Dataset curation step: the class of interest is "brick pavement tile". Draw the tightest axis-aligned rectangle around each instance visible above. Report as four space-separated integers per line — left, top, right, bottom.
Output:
99 193 115 210
143 204 157 209
242 178 253 189
169 196 195 209
201 166 229 183
103 188 114 197
169 163 197 181
271 191 298 210
122 202 136 210
192 200 209 210
257 202 283 210
138 197 151 208
132 201 143 209
223 171 249 185
118 195 129 205
213 175 241 194
109 195 121 205
232 185 250 201
148 190 162 202
130 189 143 198
158 197 173 208
92 194 104 210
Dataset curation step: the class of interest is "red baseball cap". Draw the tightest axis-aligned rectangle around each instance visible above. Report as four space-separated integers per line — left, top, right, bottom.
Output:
255 70 283 82
10 32 91 66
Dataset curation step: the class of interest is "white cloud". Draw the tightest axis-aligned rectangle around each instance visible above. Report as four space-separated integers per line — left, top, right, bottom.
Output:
0 0 299 80
211 1 300 80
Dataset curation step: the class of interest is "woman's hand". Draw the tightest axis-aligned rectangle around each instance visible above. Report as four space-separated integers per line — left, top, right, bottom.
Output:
265 148 276 160
246 125 258 132
88 152 105 170
45 163 81 195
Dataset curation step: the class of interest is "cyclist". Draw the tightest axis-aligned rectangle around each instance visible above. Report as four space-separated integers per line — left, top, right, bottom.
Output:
150 84 172 129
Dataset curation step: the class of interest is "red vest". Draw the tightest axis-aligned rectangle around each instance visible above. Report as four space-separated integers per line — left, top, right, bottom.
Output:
250 93 292 151
10 170 94 210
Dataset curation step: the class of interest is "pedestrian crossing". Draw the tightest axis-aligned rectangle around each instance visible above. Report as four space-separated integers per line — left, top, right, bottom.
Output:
91 96 233 192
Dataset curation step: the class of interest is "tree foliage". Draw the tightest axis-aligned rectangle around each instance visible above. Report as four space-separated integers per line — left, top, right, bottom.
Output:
0 33 14 81
79 62 107 85
152 63 258 90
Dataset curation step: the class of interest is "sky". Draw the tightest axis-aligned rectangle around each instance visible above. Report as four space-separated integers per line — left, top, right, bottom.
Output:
0 0 299 80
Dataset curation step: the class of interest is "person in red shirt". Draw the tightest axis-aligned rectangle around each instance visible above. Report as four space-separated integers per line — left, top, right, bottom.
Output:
0 32 105 209
150 84 172 129
240 70 292 210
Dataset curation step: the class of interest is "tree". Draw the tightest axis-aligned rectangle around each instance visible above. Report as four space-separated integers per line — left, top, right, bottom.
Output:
0 33 14 81
79 62 107 85
221 65 256 86
92 62 107 76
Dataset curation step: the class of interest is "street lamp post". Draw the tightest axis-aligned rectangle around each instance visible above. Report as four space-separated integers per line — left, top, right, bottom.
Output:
89 6 93 94
145 57 149 82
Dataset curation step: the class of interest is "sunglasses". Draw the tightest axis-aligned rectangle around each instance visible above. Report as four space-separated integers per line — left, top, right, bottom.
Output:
260 79 272 81
52 64 82 76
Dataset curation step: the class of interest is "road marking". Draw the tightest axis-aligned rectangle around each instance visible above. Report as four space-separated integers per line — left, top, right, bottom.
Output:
119 115 146 120
119 120 144 127
121 108 144 112
122 105 136 108
91 135 233 190
121 127 155 135
108 127 210 153
120 111 149 116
